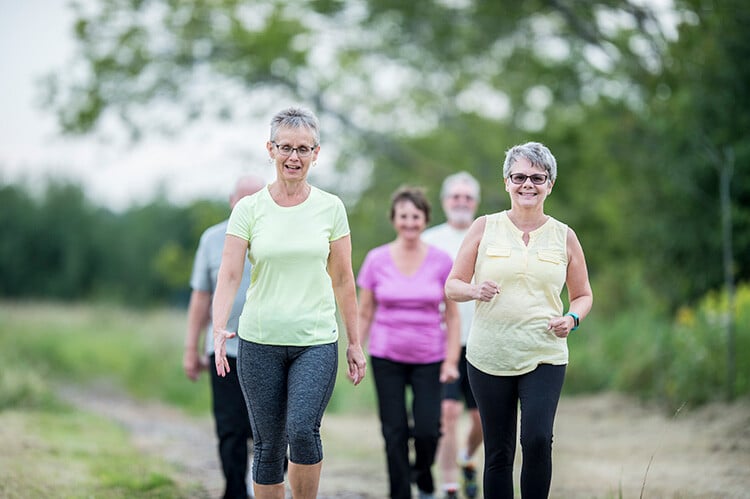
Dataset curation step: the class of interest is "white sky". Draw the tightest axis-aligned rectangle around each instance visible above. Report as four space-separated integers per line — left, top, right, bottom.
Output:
0 0 274 211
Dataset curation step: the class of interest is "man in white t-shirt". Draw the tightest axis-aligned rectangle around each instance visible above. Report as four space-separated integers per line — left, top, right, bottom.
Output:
422 171 483 499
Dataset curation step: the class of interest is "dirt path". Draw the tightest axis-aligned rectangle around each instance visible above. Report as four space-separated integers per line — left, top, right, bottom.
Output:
59 386 750 498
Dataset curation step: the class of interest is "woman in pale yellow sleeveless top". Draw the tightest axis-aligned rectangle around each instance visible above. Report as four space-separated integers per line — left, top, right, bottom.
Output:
445 142 593 499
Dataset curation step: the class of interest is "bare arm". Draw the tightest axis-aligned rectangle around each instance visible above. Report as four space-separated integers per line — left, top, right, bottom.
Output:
445 216 500 302
357 287 376 349
183 289 211 381
212 234 247 376
547 227 594 338
440 297 461 383
328 234 366 385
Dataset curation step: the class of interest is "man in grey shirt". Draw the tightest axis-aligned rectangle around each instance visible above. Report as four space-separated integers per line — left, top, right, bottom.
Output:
183 175 265 499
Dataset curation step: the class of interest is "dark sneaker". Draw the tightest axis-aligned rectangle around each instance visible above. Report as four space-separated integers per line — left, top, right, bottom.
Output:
461 463 478 499
444 488 459 499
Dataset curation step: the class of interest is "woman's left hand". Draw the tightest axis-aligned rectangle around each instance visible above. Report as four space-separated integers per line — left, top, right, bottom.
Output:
547 316 574 338
346 343 367 386
440 361 460 384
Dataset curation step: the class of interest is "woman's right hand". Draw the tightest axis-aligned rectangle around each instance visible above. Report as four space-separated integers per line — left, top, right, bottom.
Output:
213 328 237 377
475 280 500 301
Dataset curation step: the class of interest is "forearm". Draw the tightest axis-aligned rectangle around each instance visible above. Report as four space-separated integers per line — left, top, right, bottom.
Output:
444 314 461 364
334 278 360 347
445 278 478 302
185 290 211 351
567 294 593 321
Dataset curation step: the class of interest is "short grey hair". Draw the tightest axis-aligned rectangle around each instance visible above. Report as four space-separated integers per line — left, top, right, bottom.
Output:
269 107 320 145
440 171 481 202
502 142 557 183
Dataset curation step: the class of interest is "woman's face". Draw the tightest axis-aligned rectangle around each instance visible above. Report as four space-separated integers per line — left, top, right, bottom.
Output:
504 156 553 208
392 200 427 240
267 126 319 183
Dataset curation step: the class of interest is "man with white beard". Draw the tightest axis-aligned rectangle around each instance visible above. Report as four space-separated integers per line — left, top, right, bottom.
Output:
422 172 483 499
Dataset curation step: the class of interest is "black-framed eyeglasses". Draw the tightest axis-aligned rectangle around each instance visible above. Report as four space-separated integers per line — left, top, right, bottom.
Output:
272 141 317 158
508 173 548 185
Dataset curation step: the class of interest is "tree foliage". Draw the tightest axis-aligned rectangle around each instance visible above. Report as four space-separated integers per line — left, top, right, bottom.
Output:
0 179 226 305
37 0 750 313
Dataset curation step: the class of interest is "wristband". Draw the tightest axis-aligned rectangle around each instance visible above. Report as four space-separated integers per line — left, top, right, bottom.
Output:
565 312 580 331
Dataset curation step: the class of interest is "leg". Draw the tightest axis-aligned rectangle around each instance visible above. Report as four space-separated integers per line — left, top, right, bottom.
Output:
518 364 566 499
437 376 462 490
210 354 253 499
237 340 289 493
286 342 337 499
371 356 411 499
461 349 483 461
410 361 443 495
467 363 518 499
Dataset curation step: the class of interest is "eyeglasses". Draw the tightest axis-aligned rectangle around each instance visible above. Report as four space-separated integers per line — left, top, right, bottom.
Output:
272 141 317 158
508 173 548 185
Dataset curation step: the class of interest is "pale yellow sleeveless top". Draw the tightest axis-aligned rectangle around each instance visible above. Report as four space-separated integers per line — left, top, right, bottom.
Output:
466 211 569 375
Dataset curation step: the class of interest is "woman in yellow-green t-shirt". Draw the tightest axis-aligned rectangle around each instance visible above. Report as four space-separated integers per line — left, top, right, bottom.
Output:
211 107 367 499
446 142 593 499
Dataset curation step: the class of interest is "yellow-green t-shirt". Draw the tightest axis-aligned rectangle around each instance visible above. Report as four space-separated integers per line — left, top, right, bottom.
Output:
226 185 350 346
467 211 569 375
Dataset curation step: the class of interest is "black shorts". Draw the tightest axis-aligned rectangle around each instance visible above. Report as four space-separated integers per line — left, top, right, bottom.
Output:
442 346 477 409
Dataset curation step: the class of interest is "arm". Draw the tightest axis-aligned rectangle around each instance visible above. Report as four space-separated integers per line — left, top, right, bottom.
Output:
328 234 367 385
212 234 247 377
183 289 211 381
440 297 461 383
357 287 375 349
445 216 500 302
547 227 594 338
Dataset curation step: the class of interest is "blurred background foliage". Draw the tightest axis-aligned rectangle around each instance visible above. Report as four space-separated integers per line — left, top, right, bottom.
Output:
2 0 749 405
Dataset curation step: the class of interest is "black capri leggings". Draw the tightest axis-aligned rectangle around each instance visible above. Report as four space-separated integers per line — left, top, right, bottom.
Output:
468 362 566 499
237 339 337 485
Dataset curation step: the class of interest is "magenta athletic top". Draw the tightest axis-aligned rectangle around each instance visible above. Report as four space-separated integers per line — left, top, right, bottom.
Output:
357 244 454 364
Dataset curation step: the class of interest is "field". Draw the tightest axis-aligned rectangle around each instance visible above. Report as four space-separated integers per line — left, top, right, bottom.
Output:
1 302 749 498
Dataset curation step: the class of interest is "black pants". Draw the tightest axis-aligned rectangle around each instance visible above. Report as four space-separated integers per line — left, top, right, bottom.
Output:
468 363 566 499
210 354 253 499
371 356 442 499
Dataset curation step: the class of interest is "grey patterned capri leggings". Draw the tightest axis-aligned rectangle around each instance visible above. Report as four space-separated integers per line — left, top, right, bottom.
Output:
237 338 338 485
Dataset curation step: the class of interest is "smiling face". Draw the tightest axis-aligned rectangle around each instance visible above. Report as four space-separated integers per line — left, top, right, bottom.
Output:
267 125 319 183
443 181 478 228
392 200 428 241
504 156 553 208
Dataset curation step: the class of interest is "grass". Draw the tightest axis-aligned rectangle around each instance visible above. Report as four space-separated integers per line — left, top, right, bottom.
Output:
1 297 748 496
0 404 200 498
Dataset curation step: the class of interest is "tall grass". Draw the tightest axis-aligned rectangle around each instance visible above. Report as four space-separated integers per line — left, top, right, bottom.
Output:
2 286 748 416
0 300 378 415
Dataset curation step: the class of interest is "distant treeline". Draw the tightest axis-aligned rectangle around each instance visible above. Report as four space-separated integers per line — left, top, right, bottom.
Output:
0 180 226 306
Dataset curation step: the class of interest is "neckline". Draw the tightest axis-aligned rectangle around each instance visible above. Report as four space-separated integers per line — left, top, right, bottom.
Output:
503 210 550 234
388 243 431 278
265 183 313 208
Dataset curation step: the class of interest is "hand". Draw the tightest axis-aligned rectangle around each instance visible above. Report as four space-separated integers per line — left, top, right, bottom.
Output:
183 349 202 381
475 280 500 302
440 360 460 384
346 343 367 386
547 315 575 338
213 328 237 377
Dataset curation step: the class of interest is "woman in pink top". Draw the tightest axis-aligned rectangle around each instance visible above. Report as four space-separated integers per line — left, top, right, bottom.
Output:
358 186 460 499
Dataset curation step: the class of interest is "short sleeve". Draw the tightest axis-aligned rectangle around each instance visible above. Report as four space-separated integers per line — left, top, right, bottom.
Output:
357 249 379 290
189 234 211 291
329 197 350 241
437 249 454 283
227 196 253 241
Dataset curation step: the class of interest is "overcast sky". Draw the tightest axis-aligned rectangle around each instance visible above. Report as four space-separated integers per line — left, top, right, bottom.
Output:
0 0 278 211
